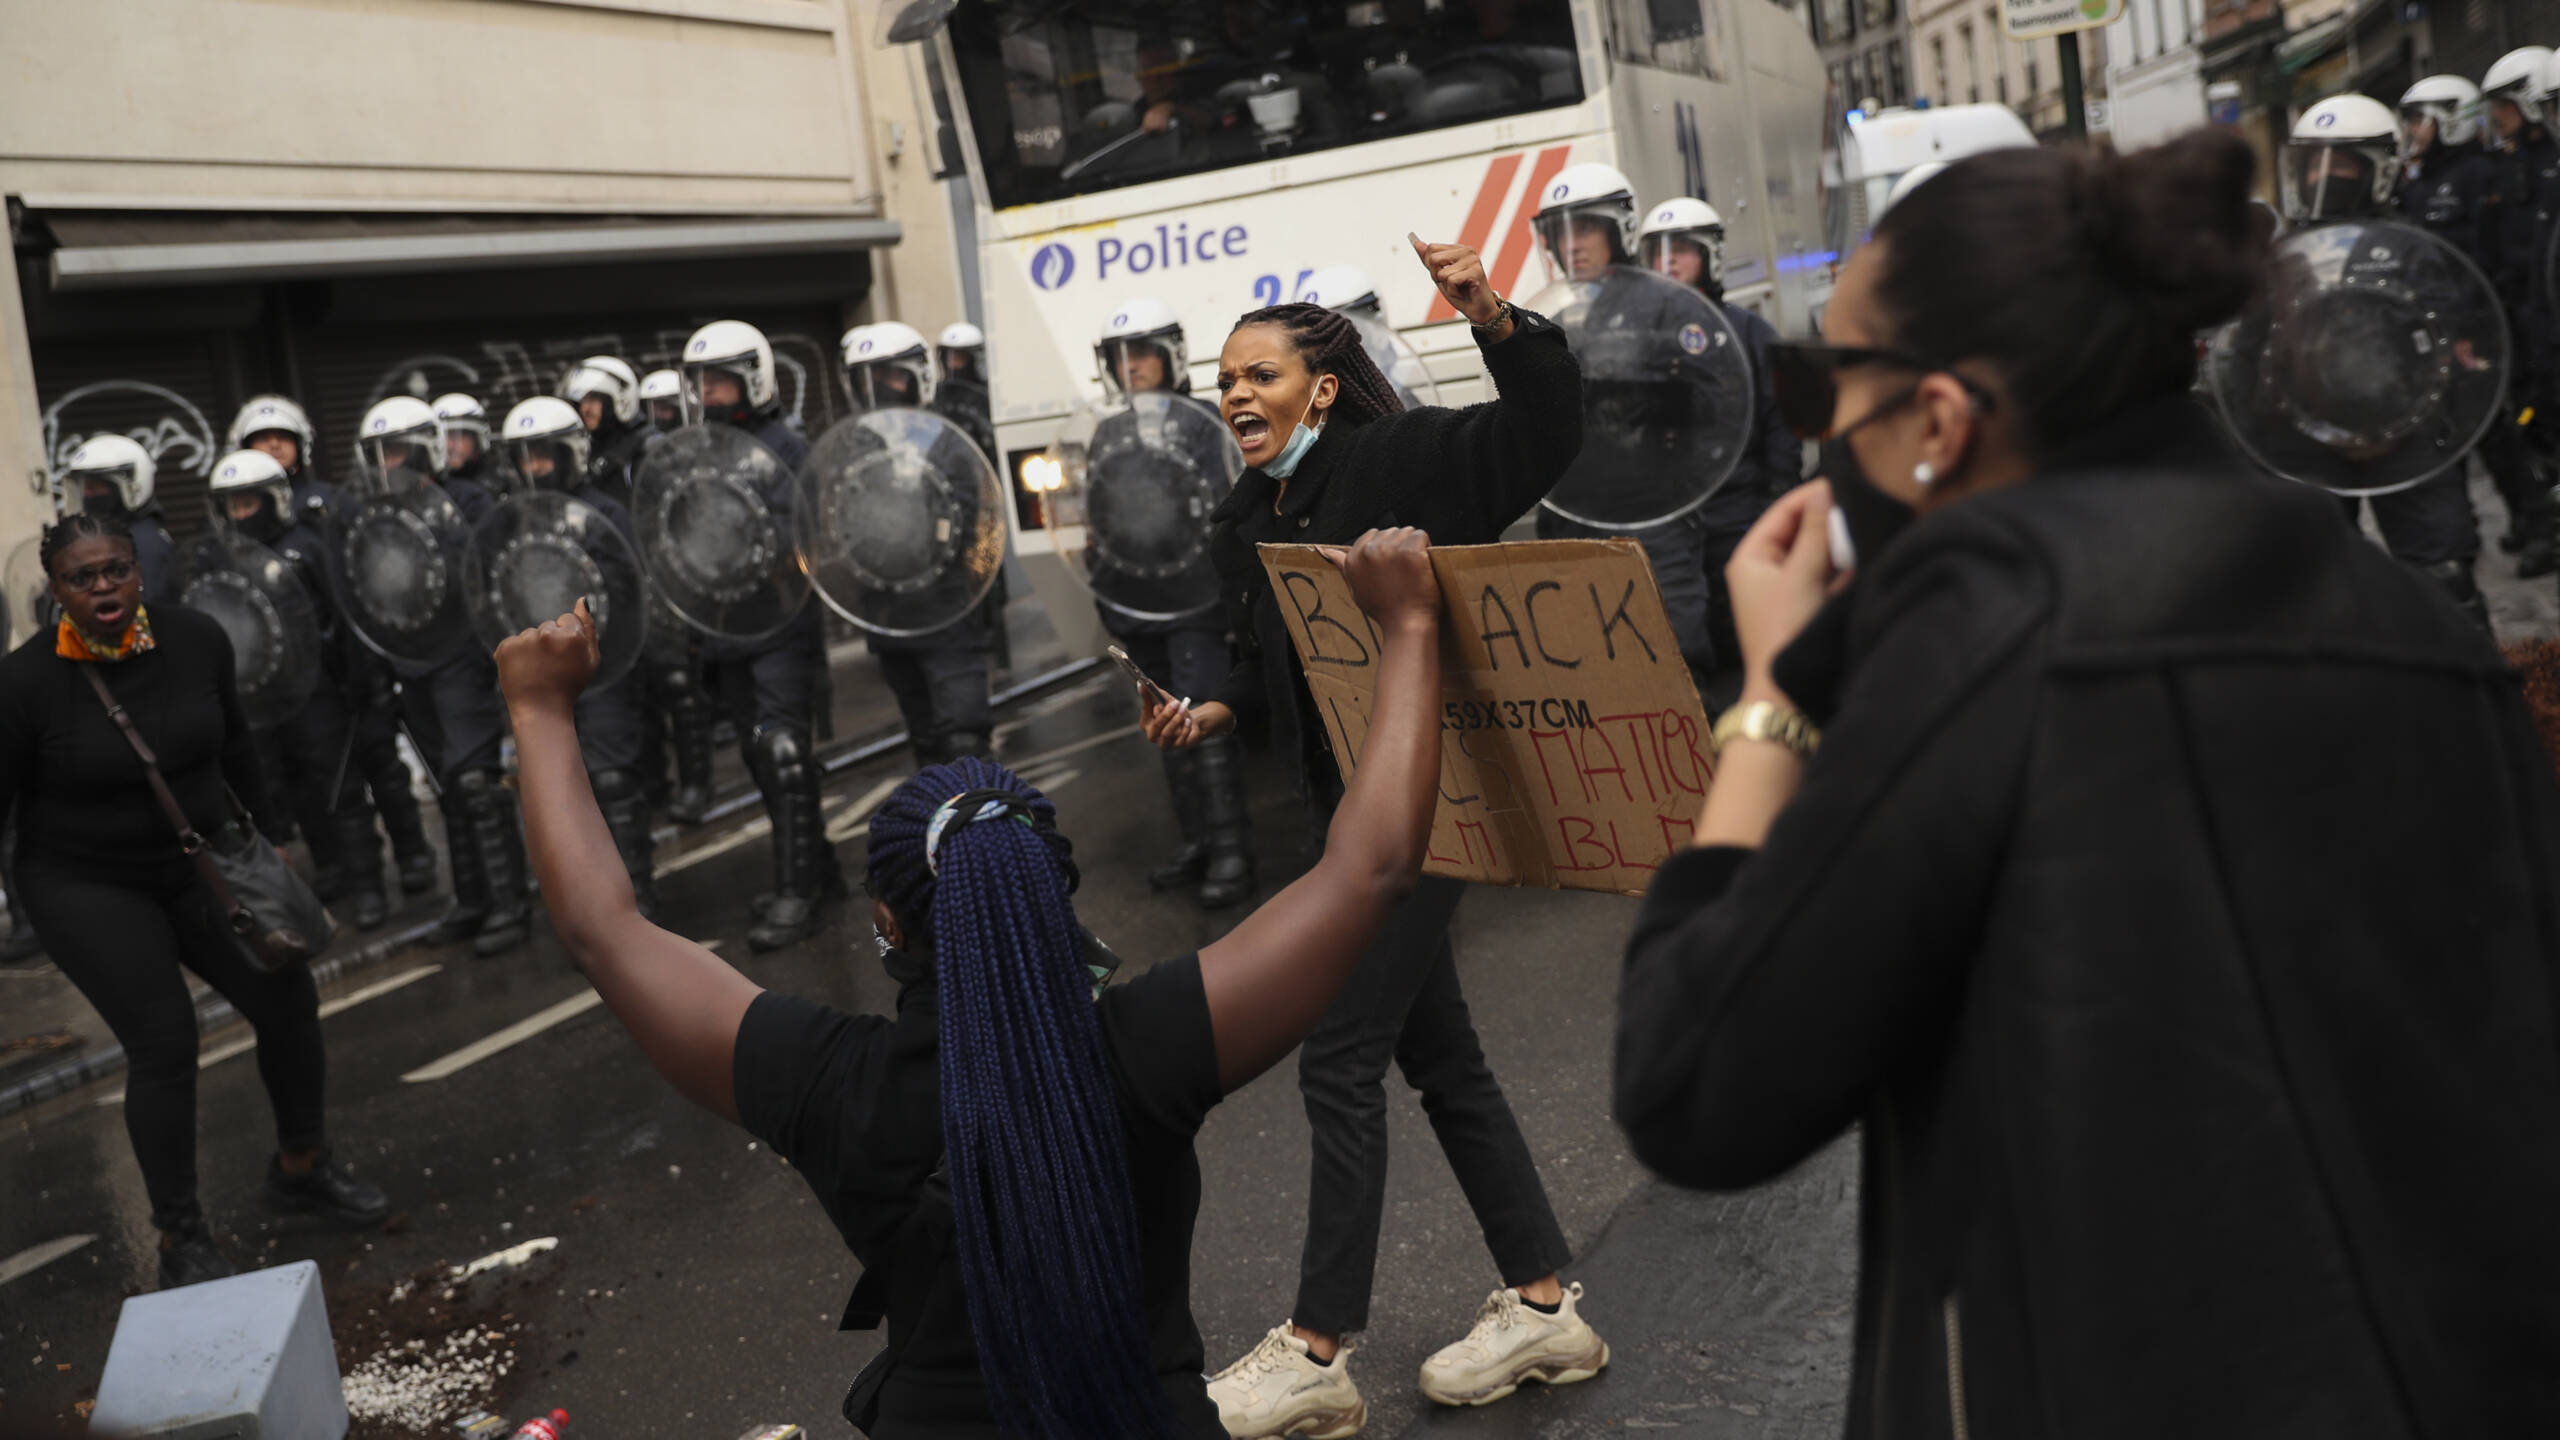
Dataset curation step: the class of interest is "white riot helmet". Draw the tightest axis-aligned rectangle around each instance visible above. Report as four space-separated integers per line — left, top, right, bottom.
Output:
1295 265 1384 318
500 396 593 492
2483 46 2554 127
1634 196 1727 291
207 448 295 537
359 395 446 482
1094 298 1188 401
680 319 779 424
561 356 642 428
63 434 156 515
2400 75 2484 150
936 321 987 386
1533 162 1638 282
841 321 936 409
639 368 684 430
224 394 316 471
2283 94 2403 220
432 393 492 474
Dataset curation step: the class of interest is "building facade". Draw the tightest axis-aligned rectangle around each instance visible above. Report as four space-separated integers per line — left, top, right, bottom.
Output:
1810 0 1916 113
0 0 964 566
1908 0 2106 138
2104 0 2209 150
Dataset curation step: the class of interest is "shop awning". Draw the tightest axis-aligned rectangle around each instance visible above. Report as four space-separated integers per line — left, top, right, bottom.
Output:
39 211 902 291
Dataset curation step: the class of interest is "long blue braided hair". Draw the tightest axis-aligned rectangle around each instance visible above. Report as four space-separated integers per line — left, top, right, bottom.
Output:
865 756 1173 1439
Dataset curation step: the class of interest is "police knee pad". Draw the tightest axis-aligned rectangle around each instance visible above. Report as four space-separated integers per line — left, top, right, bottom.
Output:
750 725 812 778
590 767 644 804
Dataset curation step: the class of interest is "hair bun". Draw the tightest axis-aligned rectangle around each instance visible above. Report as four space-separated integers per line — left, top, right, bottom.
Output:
2075 128 2266 334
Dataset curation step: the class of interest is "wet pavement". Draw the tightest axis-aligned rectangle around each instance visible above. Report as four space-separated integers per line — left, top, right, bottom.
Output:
4 466 2556 1437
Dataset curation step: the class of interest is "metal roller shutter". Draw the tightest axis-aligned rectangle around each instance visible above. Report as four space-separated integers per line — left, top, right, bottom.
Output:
31 335 230 537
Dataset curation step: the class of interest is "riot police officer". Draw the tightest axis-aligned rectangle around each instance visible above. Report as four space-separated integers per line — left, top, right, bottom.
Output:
843 321 998 770
675 319 840 950
351 396 530 956
493 397 659 917
933 322 996 456
2272 95 2495 628
205 450 389 929
1634 194 1801 692
562 356 654 507
432 394 502 492
1089 300 1255 907
60 436 180 603
640 368 684 434
1526 163 1758 694
2483 47 2560 565
228 395 438 899
226 394 335 530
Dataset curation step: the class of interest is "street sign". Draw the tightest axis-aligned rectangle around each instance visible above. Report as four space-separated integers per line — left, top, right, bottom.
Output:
2001 0 2123 40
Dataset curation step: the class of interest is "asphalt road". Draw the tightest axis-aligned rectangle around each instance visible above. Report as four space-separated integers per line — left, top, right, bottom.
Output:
5 465 2552 1437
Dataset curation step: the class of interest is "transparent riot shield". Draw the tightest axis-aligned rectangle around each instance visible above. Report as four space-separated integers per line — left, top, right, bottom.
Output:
1348 314 1440 411
327 481 475 671
632 424 812 646
4 536 56 653
463 491 649 692
1525 266 1753 530
1041 393 1238 624
2207 218 2509 496
794 409 1007 639
178 533 322 731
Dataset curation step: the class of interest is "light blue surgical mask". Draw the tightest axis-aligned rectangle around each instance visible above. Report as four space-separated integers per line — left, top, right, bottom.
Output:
1263 387 1327 479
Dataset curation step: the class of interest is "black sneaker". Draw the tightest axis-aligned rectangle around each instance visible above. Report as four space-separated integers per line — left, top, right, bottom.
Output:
262 1148 390 1229
157 1229 236 1290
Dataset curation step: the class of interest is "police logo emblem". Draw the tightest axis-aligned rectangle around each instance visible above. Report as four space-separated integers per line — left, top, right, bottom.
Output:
1678 323 1710 355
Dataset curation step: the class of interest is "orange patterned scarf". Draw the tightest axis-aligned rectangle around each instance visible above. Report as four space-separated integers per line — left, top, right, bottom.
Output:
55 605 157 663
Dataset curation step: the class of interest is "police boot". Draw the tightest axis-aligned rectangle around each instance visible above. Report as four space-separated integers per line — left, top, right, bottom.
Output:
1148 747 1209 892
748 727 842 953
2421 558 2493 633
665 678 717 826
592 767 660 923
423 790 490 947
1195 735 1258 911
459 771 532 959
369 757 439 895
332 811 390 931
2515 483 2559 579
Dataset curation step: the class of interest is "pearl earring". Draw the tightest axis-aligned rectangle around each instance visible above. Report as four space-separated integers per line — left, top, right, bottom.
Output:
1912 461 1937 487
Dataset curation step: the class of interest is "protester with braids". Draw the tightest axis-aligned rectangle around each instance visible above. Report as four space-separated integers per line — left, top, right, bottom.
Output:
0 512 388 1293
494 526 1450 1439
1143 235 1607 1433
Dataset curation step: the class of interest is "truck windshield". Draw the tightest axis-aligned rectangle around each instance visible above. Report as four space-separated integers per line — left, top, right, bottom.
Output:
949 0 1585 211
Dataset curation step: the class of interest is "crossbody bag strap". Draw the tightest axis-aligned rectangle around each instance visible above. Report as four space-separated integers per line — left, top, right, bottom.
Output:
79 664 254 935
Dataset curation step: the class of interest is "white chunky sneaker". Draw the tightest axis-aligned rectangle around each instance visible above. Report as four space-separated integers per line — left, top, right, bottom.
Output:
1207 1322 1367 1439
1417 1282 1610 1407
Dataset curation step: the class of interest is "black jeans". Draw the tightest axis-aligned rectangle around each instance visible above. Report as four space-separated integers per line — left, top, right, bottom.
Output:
22 855 327 1235
1293 785 1571 1334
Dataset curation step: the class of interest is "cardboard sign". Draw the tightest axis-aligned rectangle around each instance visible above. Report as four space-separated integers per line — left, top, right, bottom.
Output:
1260 539 1714 898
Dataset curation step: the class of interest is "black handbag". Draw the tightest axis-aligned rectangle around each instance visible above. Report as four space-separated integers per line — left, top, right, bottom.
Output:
83 665 335 973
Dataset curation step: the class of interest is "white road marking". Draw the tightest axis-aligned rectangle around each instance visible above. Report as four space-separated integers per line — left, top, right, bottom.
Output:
400 943 723 1084
96 964 447 1107
0 1233 95 1288
823 775 907 844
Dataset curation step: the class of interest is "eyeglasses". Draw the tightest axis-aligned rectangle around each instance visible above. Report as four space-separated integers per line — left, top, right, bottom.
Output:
1768 340 1998 439
56 559 136 591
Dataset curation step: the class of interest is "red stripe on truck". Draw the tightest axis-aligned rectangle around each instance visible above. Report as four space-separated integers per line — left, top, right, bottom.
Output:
1424 151 1525 323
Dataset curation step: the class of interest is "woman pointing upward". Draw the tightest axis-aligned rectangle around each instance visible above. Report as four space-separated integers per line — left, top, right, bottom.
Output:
1147 232 1605 1436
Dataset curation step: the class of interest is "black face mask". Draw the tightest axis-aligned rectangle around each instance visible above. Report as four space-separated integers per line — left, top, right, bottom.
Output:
1817 430 1915 572
236 495 288 545
2310 173 2372 218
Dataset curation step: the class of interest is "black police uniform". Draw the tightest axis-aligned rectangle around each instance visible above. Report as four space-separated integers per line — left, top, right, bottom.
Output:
127 508 182 606
394 468 532 958
240 504 394 929
1698 294 1800 695
562 478 659 916
700 408 843 951
2485 126 2560 567
863 402 997 770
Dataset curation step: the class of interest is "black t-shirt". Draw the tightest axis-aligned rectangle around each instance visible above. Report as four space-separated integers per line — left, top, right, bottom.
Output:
734 953 1227 1438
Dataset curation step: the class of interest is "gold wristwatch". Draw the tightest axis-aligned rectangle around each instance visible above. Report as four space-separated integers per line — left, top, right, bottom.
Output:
1710 699 1820 759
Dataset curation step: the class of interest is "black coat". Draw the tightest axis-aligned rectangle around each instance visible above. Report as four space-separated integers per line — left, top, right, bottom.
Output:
1209 308 1583 787
1616 396 2560 1437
